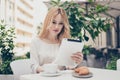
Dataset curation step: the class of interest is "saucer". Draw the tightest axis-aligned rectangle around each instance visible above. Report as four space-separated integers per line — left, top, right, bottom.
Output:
72 72 93 78
40 71 62 77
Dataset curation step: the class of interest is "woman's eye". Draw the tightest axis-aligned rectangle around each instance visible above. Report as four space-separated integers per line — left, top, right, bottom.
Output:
52 21 56 24
59 23 63 25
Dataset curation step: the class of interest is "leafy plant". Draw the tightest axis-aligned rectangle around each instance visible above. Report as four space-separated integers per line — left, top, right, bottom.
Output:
50 0 111 41
82 45 91 55
0 20 15 74
106 53 120 70
82 45 92 60
106 56 117 70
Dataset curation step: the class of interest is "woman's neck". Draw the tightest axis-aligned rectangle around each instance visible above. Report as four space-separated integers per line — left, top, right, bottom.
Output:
42 35 59 44
47 35 59 43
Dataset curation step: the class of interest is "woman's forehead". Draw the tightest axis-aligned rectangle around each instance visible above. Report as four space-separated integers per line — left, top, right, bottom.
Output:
52 14 63 22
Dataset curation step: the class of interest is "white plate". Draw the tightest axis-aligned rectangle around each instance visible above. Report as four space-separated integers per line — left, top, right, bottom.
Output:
72 72 93 78
40 71 62 77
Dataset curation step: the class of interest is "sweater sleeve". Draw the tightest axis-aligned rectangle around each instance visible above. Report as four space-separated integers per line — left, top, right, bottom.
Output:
30 38 40 73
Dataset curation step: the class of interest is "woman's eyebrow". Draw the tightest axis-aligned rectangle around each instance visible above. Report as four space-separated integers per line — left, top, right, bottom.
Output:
53 19 56 22
53 19 63 23
60 21 63 23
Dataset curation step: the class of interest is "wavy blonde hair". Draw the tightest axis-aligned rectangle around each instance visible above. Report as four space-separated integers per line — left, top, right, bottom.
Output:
39 7 71 42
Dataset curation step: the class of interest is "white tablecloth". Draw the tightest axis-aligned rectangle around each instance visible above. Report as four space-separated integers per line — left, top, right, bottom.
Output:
20 68 120 80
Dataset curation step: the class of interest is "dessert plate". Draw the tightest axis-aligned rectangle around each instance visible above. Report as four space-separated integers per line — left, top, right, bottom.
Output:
40 71 62 77
72 72 93 78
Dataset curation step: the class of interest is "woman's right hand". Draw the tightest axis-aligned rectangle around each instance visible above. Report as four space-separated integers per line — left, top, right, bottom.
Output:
36 66 43 73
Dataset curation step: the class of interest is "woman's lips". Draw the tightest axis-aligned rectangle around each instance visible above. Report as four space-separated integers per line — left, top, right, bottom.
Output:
53 30 59 32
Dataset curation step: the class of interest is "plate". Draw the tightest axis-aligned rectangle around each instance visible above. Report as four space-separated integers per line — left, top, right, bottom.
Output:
40 71 62 77
72 72 93 78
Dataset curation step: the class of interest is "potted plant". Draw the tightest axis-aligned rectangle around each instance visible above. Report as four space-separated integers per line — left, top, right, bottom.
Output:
106 52 120 70
0 20 15 80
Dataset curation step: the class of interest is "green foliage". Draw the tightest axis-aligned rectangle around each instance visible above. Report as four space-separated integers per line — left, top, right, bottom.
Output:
0 20 15 74
26 52 30 58
82 45 92 55
106 53 120 70
0 61 12 74
50 0 111 41
14 56 27 60
14 52 30 60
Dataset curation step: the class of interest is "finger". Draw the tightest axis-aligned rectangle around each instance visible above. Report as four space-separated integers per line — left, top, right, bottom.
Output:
73 57 81 64
71 56 83 63
72 54 83 60
73 52 83 57
71 55 83 63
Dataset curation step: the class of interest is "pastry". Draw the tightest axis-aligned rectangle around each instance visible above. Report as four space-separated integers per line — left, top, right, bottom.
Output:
74 66 89 75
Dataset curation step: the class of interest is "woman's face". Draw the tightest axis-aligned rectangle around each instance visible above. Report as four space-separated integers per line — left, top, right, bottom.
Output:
47 14 64 37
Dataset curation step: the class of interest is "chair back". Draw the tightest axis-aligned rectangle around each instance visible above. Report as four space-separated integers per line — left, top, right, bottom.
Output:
117 59 120 70
10 59 32 75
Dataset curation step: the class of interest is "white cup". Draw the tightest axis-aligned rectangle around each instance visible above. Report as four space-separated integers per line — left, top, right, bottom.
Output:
43 63 58 73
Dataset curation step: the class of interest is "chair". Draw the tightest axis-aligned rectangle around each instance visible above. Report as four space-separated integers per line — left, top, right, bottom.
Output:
117 59 120 71
10 59 32 80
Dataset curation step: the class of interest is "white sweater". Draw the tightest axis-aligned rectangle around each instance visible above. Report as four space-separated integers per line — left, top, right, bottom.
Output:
30 37 59 73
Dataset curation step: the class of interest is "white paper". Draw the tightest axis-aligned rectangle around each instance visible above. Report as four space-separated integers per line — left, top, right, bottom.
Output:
54 38 84 67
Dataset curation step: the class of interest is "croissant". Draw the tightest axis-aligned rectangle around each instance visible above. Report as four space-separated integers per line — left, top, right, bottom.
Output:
74 66 89 75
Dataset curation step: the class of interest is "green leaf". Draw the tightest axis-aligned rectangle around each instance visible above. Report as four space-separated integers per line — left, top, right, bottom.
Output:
84 35 89 41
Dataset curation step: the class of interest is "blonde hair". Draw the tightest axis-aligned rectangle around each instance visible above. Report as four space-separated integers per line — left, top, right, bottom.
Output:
39 7 71 42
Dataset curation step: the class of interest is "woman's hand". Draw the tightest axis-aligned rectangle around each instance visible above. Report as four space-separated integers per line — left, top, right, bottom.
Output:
36 66 43 73
71 52 83 64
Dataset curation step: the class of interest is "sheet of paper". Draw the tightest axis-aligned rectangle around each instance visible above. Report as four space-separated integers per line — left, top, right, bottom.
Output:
54 38 84 67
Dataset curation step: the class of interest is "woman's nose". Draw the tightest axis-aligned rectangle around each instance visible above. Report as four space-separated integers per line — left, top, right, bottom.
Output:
55 24 59 28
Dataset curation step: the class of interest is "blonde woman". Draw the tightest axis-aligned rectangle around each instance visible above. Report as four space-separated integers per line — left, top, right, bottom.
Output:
30 7 83 73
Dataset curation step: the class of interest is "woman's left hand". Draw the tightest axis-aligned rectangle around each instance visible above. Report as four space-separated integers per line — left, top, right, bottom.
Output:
71 52 83 64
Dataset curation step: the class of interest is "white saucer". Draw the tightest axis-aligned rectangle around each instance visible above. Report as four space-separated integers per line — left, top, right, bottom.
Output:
72 72 93 78
40 71 62 77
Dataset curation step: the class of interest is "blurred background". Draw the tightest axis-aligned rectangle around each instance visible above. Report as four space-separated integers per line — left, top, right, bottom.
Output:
0 0 120 71
0 0 48 56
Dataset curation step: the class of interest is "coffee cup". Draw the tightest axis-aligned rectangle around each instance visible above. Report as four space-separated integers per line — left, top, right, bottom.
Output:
43 63 58 74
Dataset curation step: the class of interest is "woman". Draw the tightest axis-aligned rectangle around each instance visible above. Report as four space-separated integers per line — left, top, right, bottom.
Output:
30 7 83 73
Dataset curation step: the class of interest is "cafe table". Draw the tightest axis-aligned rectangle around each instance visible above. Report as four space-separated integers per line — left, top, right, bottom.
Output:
20 67 120 80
